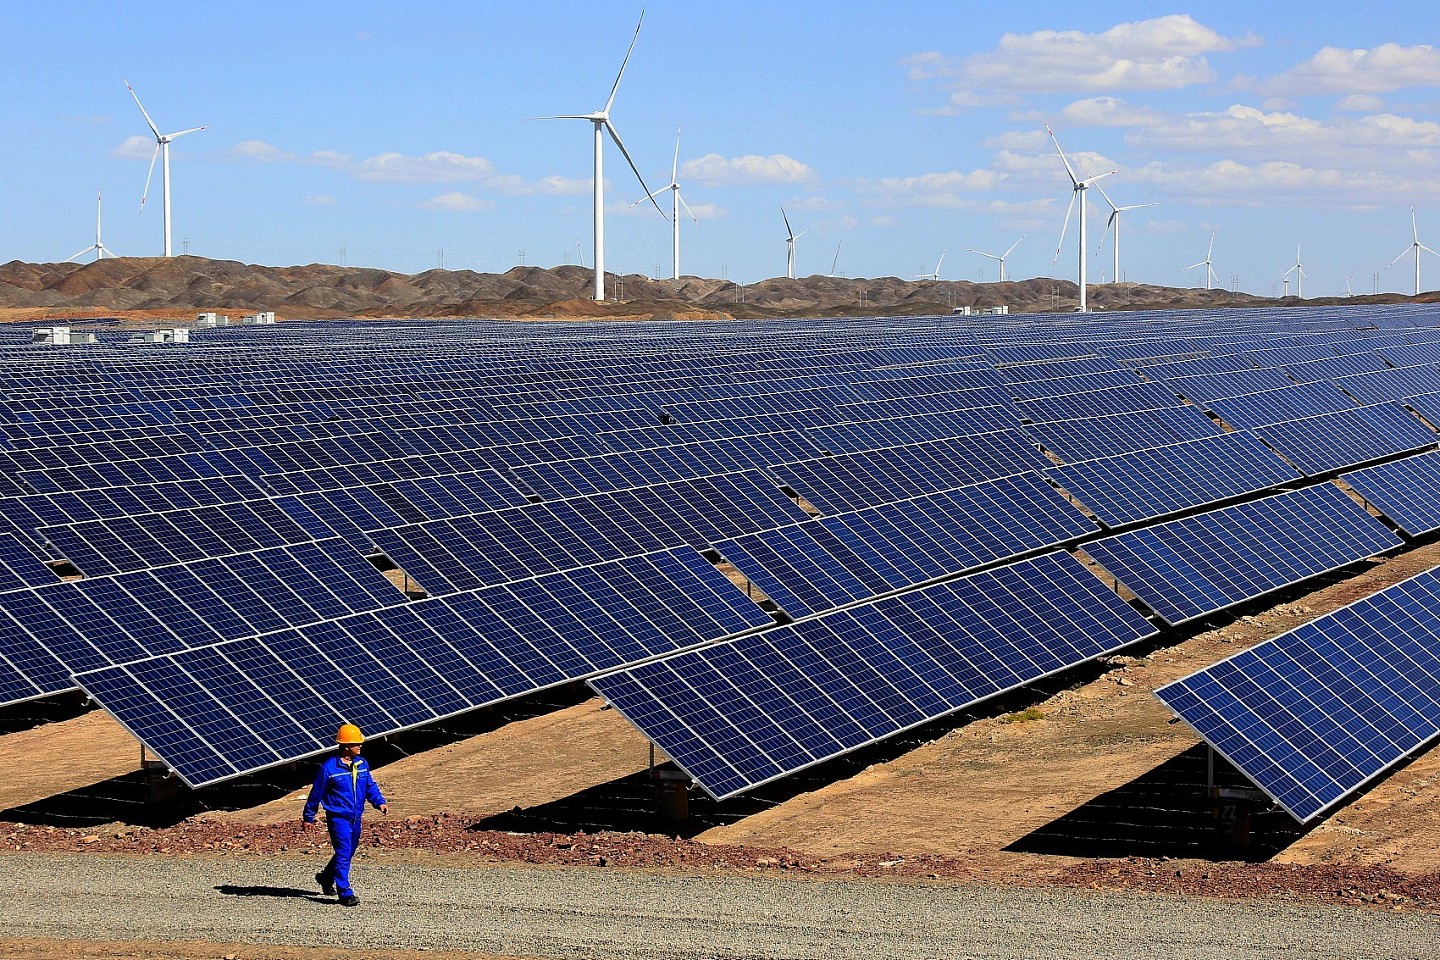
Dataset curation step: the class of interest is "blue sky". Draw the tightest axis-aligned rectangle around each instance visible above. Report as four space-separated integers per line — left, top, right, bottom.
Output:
3 2 1438 297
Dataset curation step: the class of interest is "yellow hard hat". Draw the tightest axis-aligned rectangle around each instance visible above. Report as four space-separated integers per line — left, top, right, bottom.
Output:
336 723 365 745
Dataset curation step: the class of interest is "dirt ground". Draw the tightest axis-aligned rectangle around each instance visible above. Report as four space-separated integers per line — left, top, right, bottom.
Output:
6 531 1440 901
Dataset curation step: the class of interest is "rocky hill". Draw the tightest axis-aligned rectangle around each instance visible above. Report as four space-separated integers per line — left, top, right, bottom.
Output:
0 256 1427 323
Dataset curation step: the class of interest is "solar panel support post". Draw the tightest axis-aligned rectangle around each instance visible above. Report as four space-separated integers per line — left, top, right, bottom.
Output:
648 744 691 823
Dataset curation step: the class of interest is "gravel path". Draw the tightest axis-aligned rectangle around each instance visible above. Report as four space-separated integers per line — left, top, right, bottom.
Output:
5 852 1440 960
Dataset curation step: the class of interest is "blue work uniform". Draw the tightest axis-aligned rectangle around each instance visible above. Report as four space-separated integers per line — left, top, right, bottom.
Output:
303 754 386 898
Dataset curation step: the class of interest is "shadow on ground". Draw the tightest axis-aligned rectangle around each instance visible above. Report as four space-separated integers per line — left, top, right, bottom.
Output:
0 686 593 829
1004 743 1311 862
215 884 326 901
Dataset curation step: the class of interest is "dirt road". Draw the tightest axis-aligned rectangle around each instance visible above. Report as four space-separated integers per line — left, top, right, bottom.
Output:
4 852 1440 960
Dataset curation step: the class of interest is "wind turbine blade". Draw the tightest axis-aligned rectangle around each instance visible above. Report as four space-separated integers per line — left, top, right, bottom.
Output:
1412 206 1420 242
671 127 681 183
1419 244 1440 257
795 230 808 240
935 250 946 274
677 192 699 224
1003 233 1027 258
781 206 794 239
604 10 645 115
65 246 94 263
605 121 665 217
166 125 208 140
1185 260 1206 271
1390 248 1414 267
1079 169 1117 187
1093 181 1118 212
123 79 161 139
1120 202 1160 212
522 114 595 122
627 186 668 207
1044 124 1079 186
140 143 160 214
1206 233 1215 259
1097 213 1115 254
1053 193 1075 266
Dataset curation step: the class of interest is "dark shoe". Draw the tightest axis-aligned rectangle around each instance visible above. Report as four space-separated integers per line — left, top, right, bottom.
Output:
338 894 360 907
316 872 335 896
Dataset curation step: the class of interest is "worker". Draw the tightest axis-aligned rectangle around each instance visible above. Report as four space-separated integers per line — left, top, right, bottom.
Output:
303 723 388 906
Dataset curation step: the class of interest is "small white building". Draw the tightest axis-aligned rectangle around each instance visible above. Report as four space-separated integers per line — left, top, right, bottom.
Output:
195 312 231 327
982 305 1010 315
950 306 972 316
33 327 99 345
241 311 277 325
130 328 191 344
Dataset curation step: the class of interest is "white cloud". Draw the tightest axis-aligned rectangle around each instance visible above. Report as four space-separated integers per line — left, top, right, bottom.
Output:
1128 104 1440 161
304 194 336 206
483 173 589 196
683 201 725 220
679 153 815 186
419 191 494 212
788 195 841 211
1260 43 1440 95
354 151 498 182
1058 97 1165 127
1128 158 1440 206
228 140 351 167
1338 94 1385 112
111 135 154 160
917 15 1256 97
859 169 1004 197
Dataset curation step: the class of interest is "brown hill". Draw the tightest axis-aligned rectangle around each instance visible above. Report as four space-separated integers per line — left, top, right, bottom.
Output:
0 256 1432 323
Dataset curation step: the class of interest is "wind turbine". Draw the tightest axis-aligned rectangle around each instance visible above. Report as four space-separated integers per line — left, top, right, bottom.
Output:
782 207 806 279
528 12 664 301
1185 234 1218 290
1389 206 1437 296
966 234 1026 283
631 127 697 281
912 250 946 281
124 80 207 258
1283 242 1306 298
66 190 118 262
830 239 842 277
1094 183 1157 285
1046 124 1115 312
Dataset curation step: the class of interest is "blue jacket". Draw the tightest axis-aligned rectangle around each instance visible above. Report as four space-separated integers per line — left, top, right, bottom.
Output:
303 755 386 823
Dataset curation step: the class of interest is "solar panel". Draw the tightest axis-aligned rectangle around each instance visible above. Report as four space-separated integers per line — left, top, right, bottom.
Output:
1155 564 1440 822
1025 406 1221 463
1253 403 1436 476
1045 432 1299 527
1013 382 1179 422
716 473 1094 617
75 546 771 787
1083 484 1401 626
1341 451 1440 536
1206 382 1357 431
0 532 60 590
773 432 1051 514
589 550 1157 800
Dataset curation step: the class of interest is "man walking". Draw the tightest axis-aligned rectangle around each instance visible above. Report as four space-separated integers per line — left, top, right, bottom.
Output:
303 723 388 906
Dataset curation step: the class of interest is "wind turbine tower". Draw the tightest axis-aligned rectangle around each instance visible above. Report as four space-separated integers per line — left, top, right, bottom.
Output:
66 190 118 262
1283 242 1307 298
782 207 806 279
632 127 697 281
1045 124 1115 312
1094 183 1157 285
1390 207 1437 296
1185 234 1218 290
529 13 664 301
966 234 1026 283
124 80 207 258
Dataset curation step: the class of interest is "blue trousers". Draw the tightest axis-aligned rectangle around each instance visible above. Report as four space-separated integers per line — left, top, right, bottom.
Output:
320 817 362 896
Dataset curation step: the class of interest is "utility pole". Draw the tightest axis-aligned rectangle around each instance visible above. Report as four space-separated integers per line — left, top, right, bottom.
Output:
1373 271 1381 295
518 249 526 267
182 237 190 255
340 247 347 268
437 248 445 270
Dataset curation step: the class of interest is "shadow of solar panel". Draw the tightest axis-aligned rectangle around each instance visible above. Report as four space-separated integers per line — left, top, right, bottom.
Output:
589 550 1156 800
1083 484 1401 626
74 546 770 788
1253 403 1436 476
1046 431 1299 527
1155 564 1440 823
1342 451 1440 536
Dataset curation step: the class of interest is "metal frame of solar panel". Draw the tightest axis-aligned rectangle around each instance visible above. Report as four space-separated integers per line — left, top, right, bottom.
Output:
1155 563 1440 822
1340 451 1440 537
73 545 773 787
1252 403 1436 476
589 550 1157 800
715 472 1096 617
1082 483 1401 627
1044 431 1299 528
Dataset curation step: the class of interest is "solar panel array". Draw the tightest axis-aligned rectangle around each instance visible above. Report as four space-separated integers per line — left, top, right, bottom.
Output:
1083 484 1401 626
1156 565 1440 822
6 304 1440 807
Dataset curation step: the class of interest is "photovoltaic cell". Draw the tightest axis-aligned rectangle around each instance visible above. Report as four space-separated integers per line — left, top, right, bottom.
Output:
1341 451 1440 536
1156 564 1440 822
